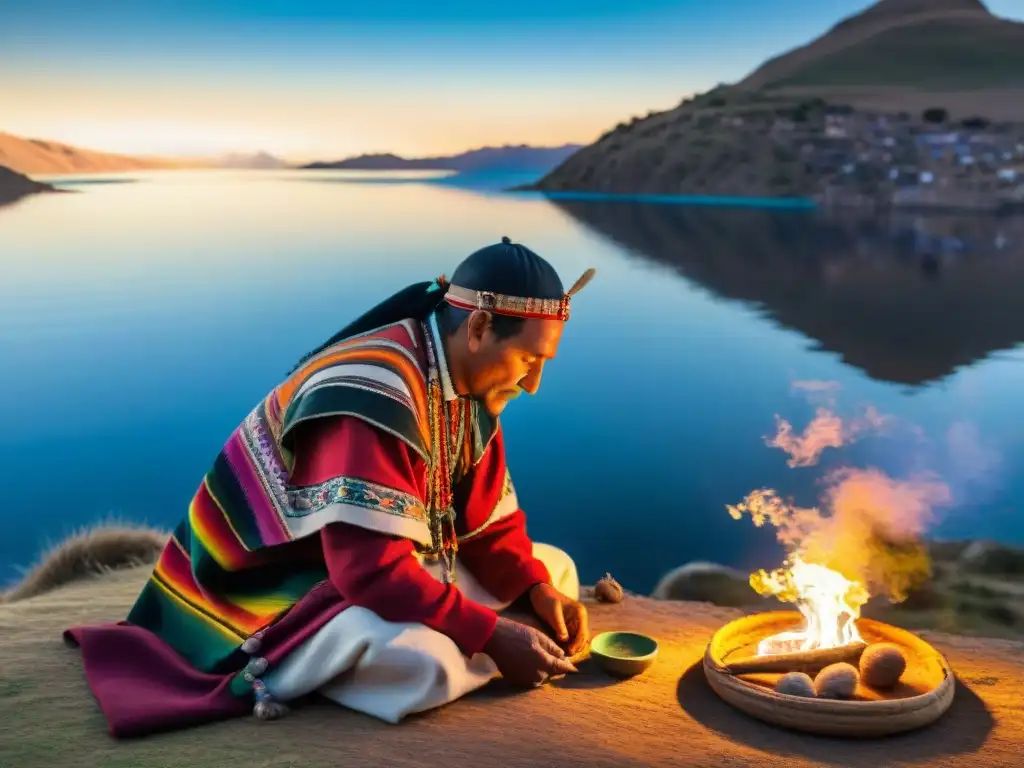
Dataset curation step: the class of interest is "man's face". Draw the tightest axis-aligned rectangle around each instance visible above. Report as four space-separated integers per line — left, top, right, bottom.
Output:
462 313 565 416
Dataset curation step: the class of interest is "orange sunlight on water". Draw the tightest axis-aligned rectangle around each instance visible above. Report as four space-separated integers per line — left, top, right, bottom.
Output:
0 170 593 290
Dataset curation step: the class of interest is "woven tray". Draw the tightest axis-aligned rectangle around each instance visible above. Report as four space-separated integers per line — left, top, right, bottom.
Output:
703 611 955 737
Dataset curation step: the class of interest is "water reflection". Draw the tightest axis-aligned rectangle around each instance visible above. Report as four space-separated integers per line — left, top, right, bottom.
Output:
551 201 1024 386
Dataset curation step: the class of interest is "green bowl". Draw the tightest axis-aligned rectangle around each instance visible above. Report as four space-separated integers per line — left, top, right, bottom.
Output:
590 631 659 677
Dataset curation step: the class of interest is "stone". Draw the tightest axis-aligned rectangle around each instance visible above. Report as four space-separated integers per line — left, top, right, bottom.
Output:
859 643 907 689
775 671 816 697
650 562 763 607
814 662 859 699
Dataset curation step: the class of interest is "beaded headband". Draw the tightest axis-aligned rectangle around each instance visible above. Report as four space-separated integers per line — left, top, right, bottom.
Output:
440 267 596 321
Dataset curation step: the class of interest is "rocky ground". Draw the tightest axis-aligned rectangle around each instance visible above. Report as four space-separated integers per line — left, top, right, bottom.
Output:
0 566 1021 768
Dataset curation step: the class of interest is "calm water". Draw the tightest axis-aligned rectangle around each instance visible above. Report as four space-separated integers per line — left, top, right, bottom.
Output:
2 170 1023 592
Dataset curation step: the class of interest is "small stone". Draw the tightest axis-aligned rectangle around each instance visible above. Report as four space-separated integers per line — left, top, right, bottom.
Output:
775 671 816 697
240 635 262 654
594 573 624 603
814 662 859 700
859 643 907 689
253 698 290 721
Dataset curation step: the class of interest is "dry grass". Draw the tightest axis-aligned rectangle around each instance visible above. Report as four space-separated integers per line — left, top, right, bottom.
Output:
0 521 168 604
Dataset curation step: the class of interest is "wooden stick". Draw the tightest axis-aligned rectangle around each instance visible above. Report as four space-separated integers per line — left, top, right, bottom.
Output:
724 642 867 676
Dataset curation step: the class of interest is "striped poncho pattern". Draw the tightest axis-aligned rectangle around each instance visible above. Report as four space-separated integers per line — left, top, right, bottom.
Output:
127 320 438 676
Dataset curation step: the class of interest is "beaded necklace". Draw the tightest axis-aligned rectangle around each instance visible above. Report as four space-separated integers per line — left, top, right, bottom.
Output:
422 321 472 583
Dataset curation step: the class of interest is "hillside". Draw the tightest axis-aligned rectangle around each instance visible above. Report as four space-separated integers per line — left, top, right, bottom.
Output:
531 0 1024 198
738 0 1024 92
0 131 192 175
0 164 61 207
302 143 581 174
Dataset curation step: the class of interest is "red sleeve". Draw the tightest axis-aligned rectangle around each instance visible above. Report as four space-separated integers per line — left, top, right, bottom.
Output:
289 416 498 657
455 427 551 603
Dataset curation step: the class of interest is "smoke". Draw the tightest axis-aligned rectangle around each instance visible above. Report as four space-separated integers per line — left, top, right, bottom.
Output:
766 383 890 467
895 418 1005 507
732 378 993 605
728 468 952 602
942 420 1004 502
766 409 846 468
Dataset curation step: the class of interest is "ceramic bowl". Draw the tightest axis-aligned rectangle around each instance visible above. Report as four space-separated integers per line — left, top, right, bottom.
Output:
590 631 659 677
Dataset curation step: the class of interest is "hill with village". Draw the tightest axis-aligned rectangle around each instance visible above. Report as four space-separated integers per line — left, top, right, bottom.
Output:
531 0 1024 210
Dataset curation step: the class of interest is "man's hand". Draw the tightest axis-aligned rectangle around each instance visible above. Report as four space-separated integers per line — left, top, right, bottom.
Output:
483 616 578 687
529 583 590 657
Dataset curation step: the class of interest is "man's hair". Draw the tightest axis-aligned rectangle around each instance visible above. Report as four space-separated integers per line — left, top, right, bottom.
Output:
291 238 562 371
437 304 525 341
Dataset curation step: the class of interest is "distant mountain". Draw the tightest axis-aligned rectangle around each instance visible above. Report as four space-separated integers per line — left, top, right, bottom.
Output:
0 165 61 207
0 131 192 175
217 151 288 169
301 144 582 174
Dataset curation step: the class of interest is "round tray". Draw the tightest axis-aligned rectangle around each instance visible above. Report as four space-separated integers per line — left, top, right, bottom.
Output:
703 611 955 737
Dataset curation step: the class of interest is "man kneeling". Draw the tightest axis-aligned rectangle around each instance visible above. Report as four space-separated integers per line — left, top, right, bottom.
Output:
65 237 595 736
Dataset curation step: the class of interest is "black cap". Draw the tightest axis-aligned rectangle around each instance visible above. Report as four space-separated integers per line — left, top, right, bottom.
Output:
451 237 564 300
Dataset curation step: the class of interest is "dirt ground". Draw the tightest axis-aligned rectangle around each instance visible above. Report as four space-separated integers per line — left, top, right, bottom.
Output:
1 567 1021 768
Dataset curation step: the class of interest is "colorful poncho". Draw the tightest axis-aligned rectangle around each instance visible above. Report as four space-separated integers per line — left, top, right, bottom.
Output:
127 316 497 702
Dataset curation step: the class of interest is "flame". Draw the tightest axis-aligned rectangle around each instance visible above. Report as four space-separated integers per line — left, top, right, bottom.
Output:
749 556 869 656
732 385 948 657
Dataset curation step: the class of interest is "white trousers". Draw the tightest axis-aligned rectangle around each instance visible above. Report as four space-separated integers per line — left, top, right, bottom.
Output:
263 542 579 723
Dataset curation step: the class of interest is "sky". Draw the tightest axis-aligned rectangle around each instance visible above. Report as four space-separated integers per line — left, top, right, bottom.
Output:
2 0 1023 161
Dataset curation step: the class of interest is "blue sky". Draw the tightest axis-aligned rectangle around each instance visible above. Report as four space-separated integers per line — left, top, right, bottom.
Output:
2 0 1022 159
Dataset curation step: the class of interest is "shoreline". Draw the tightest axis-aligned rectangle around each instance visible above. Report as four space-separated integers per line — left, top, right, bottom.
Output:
11 165 1024 218
0 164 73 207
508 187 818 209
508 185 1024 217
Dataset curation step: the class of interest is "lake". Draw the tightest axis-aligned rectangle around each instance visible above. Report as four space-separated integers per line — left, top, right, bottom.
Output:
2 169 1022 593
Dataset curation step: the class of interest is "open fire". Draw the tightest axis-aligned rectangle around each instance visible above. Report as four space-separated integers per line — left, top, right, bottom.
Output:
702 385 961 733
726 386 955 659
748 557 869 656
